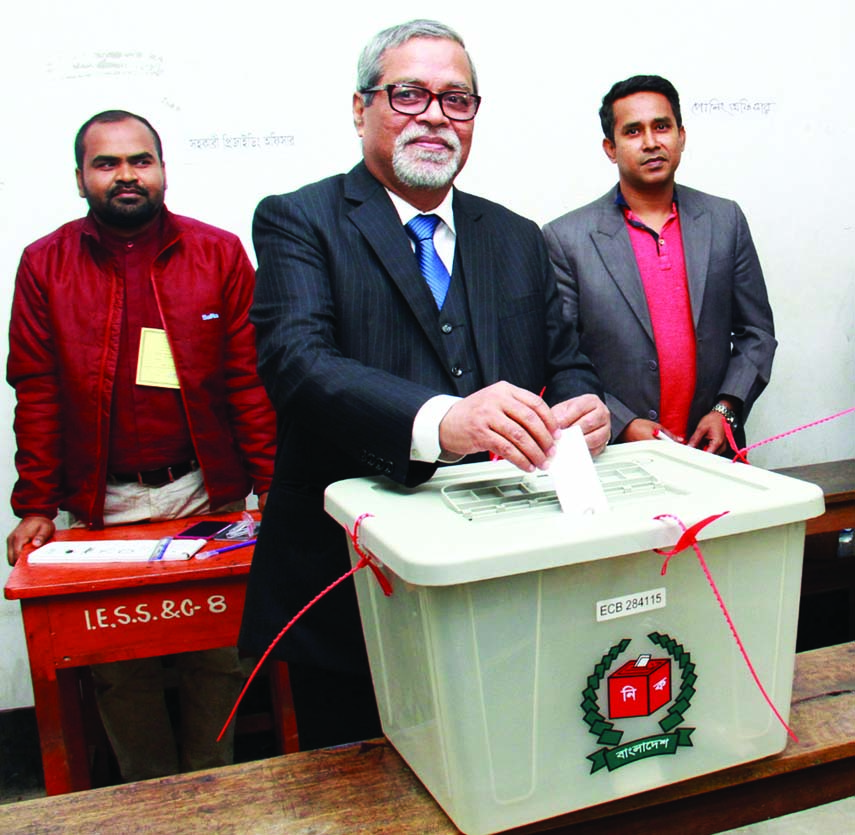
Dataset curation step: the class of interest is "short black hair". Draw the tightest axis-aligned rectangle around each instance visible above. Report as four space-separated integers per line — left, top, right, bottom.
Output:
599 75 682 142
74 110 163 168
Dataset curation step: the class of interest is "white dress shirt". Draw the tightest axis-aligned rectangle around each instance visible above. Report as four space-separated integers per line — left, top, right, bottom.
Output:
386 189 463 464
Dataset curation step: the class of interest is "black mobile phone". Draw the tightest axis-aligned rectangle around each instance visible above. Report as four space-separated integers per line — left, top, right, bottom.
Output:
174 520 231 540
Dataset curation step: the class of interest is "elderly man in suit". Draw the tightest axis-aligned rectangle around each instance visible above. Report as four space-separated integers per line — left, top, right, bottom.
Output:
543 75 776 453
239 19 610 749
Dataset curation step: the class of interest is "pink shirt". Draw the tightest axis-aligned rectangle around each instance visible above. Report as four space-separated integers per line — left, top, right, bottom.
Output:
623 203 696 438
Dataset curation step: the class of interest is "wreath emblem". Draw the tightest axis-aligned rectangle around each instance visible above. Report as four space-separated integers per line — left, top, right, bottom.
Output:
582 631 696 773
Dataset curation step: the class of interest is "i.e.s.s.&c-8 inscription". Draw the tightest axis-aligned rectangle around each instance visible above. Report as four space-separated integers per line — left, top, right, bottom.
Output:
82 595 228 631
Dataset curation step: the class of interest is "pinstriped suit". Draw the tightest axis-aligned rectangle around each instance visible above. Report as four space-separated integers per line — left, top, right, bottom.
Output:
239 162 601 675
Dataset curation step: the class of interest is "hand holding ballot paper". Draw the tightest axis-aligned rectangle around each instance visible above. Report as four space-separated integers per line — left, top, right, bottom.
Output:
549 425 609 516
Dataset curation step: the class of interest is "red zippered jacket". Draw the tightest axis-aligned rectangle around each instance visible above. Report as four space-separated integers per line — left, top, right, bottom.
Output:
7 208 275 527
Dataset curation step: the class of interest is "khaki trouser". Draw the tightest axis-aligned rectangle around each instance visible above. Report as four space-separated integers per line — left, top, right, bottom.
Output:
91 649 246 780
83 469 246 780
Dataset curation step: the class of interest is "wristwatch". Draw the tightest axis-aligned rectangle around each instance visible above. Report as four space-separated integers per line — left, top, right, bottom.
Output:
711 402 739 429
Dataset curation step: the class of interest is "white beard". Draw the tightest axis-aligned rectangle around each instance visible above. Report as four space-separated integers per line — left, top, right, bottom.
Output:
392 125 462 189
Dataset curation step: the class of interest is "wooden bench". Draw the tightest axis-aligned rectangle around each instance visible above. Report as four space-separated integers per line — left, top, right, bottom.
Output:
0 642 852 834
774 459 855 647
773 458 855 538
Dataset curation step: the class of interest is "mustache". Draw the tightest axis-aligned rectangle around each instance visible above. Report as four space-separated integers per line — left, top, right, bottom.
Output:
108 184 149 198
396 124 461 152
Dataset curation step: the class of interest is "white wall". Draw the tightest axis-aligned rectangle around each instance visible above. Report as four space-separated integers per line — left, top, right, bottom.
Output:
1 0 853 709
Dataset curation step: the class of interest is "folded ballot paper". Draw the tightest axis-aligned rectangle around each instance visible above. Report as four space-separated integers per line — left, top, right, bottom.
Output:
27 538 207 564
548 424 609 516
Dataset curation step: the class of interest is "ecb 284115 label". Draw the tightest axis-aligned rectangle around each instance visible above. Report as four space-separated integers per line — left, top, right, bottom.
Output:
596 588 666 622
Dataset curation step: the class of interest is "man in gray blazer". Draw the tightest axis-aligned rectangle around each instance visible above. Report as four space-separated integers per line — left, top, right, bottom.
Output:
239 19 609 749
543 75 775 453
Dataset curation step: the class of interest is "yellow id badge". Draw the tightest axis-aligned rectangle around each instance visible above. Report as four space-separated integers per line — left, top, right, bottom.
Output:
135 327 180 389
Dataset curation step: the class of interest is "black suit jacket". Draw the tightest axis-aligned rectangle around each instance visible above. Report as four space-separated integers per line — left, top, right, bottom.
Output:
239 162 601 671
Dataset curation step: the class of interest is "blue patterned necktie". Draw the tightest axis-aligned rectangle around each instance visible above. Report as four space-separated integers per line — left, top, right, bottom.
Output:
405 214 451 309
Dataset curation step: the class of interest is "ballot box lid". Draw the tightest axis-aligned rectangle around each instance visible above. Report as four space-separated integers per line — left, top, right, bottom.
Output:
324 441 825 586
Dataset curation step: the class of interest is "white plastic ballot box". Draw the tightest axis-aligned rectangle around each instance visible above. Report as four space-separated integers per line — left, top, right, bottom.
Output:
324 441 824 835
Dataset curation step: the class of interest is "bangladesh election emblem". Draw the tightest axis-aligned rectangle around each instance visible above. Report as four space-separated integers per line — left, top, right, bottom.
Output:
582 631 696 773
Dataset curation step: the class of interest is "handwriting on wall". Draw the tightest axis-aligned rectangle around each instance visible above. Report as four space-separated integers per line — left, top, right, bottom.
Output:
47 51 165 79
691 99 775 116
188 133 296 151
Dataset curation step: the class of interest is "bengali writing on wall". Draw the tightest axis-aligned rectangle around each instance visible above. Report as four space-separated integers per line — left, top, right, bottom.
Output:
188 132 296 151
47 51 164 79
691 99 775 116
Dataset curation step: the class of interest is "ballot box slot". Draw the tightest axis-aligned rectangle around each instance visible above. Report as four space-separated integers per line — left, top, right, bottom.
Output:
327 443 825 835
441 460 673 521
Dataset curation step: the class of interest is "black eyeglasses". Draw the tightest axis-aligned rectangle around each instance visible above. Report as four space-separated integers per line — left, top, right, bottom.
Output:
360 84 481 121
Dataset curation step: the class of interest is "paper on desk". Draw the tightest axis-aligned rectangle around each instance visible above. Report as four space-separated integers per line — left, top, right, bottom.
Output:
27 539 207 564
549 425 609 516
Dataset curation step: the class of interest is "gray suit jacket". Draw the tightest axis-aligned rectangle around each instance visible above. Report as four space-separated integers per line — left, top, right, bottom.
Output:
240 162 602 670
543 185 776 440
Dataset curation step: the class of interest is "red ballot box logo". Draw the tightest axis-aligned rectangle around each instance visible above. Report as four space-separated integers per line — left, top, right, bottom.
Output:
607 654 671 719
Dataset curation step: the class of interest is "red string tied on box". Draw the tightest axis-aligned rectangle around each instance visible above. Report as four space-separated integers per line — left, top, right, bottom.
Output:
217 512 392 741
349 512 394 597
720 417 749 464
654 511 798 743
722 405 855 464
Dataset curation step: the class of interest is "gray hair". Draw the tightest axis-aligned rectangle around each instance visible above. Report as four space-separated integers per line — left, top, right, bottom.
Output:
357 19 478 105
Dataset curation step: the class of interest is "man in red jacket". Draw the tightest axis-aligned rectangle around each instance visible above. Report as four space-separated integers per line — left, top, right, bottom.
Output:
6 110 276 781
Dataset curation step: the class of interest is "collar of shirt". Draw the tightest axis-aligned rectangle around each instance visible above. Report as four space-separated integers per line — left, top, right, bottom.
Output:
614 185 680 237
387 188 456 275
614 183 682 210
84 210 167 258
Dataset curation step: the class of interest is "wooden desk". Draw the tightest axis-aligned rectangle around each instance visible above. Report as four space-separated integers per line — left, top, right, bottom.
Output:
774 458 855 536
2 513 292 796
0 642 852 834
774 460 855 646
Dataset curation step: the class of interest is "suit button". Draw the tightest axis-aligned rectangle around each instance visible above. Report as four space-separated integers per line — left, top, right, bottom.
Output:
648 360 658 371
648 410 658 420
441 322 453 334
451 366 463 377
